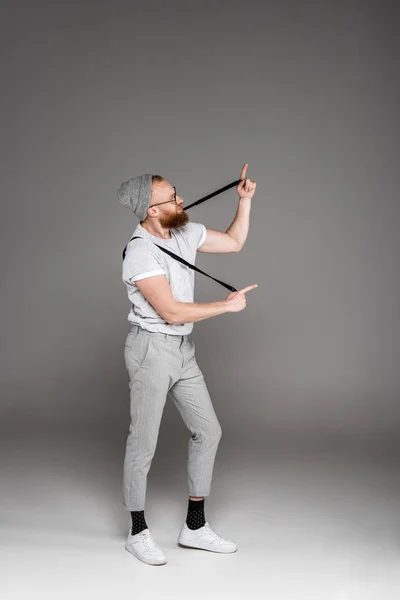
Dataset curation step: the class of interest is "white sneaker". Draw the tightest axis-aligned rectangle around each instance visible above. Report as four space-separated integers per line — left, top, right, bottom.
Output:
125 528 167 565
178 521 237 553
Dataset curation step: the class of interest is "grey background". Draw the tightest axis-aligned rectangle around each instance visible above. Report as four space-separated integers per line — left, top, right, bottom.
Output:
2 0 398 440
1 1 400 597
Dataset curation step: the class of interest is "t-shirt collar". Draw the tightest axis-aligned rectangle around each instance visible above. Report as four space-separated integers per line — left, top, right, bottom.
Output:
137 223 175 243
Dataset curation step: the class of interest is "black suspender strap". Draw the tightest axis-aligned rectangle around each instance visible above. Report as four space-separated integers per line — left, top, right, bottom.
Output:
121 178 241 293
183 180 241 210
123 237 237 293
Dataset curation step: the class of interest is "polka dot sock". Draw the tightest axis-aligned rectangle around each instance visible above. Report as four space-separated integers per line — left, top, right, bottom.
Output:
186 498 206 530
130 510 148 536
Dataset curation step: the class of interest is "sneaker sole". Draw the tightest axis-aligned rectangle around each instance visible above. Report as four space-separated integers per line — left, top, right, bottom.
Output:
125 544 167 565
178 541 237 553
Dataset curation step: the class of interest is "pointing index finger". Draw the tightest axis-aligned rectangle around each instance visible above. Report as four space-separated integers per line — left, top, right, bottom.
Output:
239 284 258 294
240 163 248 180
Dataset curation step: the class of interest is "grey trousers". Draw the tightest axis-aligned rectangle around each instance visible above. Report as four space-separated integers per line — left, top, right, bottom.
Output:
122 324 222 511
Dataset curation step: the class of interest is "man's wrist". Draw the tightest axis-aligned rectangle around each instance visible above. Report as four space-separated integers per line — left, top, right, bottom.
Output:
220 299 230 313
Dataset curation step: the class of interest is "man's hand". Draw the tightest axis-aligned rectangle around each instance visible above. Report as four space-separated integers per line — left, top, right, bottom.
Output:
224 284 258 313
236 163 257 200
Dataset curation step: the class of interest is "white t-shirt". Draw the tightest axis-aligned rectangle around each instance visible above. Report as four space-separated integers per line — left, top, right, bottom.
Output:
122 221 207 335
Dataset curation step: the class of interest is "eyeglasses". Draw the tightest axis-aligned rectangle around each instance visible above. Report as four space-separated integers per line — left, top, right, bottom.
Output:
149 186 177 208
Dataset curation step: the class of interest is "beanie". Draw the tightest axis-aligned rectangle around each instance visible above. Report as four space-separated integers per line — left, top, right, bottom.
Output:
117 174 153 220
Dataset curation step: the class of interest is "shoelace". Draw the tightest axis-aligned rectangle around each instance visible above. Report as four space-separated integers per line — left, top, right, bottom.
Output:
139 530 158 550
204 525 223 542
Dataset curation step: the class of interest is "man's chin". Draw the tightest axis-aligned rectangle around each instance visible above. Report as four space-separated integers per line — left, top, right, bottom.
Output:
170 214 189 229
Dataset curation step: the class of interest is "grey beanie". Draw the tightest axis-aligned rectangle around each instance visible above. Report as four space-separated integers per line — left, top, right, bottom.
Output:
117 174 153 221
